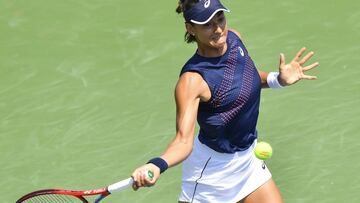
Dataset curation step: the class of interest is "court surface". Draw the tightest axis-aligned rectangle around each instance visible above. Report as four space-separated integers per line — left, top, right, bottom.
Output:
1 0 359 202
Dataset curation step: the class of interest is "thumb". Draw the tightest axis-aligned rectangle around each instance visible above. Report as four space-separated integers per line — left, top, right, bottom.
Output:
279 53 285 67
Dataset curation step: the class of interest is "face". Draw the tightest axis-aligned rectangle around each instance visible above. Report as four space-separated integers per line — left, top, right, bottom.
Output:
186 12 228 50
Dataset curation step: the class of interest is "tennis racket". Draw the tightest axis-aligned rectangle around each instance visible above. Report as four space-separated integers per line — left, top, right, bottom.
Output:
16 170 154 203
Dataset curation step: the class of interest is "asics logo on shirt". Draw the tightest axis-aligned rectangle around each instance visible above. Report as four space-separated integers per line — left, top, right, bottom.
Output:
239 46 245 56
204 0 211 8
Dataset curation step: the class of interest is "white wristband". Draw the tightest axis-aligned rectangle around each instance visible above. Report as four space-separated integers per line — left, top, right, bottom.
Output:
267 72 284 89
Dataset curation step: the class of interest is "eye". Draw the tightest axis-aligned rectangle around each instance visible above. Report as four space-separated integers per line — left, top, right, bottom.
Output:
218 17 225 23
203 23 211 28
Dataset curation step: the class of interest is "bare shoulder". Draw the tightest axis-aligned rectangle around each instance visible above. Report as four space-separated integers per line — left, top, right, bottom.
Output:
176 72 210 102
228 28 242 40
176 72 205 95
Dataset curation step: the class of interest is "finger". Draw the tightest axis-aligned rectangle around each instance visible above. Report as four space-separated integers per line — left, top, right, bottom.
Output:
292 47 306 61
144 178 153 187
299 51 314 65
303 62 319 71
148 179 156 185
143 171 156 187
145 175 157 186
139 171 146 186
301 75 317 80
131 174 139 190
132 182 139 191
132 171 141 182
279 53 285 67
133 171 142 188
141 171 149 186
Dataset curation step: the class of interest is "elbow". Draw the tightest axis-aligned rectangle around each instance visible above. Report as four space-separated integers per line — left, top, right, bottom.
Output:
176 131 194 155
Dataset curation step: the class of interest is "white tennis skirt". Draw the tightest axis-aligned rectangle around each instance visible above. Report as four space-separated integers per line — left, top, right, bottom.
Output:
178 137 272 203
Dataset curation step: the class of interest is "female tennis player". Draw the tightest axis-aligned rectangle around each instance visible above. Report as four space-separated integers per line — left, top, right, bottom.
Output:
131 0 319 202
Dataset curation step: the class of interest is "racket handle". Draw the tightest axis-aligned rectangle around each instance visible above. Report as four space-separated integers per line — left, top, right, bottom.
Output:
107 170 154 193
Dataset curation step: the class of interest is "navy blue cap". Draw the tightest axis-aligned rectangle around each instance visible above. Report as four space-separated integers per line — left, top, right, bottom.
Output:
184 0 230 24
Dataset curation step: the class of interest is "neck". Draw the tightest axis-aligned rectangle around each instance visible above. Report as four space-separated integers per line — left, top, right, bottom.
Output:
196 42 228 58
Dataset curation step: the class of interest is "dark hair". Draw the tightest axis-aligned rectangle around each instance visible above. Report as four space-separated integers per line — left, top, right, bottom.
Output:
176 0 199 43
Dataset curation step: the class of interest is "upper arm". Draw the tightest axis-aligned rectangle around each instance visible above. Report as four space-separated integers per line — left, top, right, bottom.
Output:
159 72 208 166
175 72 207 137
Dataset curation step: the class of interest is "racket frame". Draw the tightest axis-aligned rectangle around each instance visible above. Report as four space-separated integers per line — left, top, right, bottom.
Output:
16 188 109 203
16 171 153 203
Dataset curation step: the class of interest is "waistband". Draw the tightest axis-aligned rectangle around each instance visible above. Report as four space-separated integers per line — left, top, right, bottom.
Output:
194 136 257 160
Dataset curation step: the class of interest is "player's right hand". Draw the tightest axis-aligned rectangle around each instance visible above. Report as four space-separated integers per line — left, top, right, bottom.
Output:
131 163 160 190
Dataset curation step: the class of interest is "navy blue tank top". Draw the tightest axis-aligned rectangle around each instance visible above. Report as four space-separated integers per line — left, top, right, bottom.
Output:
180 30 262 153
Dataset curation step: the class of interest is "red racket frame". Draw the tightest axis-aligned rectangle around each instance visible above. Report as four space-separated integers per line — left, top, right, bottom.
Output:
16 188 110 203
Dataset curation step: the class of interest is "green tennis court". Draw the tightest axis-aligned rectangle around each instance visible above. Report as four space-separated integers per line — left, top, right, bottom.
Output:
1 0 359 202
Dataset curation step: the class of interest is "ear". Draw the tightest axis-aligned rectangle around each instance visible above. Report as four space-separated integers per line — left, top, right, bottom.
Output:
185 23 195 36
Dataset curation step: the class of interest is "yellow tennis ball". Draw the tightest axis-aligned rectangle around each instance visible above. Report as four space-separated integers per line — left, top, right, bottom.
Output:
254 141 273 160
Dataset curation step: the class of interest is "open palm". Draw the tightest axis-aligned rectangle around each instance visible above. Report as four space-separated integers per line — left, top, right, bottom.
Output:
278 47 319 86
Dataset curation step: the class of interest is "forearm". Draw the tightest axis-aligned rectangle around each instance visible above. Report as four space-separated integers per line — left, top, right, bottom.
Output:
160 132 194 168
131 72 203 189
258 70 269 88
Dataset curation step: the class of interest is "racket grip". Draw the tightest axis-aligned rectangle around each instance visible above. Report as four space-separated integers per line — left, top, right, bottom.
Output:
107 178 133 193
107 170 154 193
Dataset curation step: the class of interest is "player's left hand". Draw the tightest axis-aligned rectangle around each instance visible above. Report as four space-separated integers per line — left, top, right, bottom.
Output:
278 47 319 86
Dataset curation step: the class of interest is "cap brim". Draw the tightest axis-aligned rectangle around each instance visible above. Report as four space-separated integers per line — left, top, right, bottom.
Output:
190 8 230 25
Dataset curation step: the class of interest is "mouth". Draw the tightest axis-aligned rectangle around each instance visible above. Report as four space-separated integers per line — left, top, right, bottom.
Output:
212 34 223 40
212 34 226 43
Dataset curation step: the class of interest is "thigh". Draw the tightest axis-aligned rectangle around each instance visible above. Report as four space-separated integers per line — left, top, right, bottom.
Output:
239 178 283 203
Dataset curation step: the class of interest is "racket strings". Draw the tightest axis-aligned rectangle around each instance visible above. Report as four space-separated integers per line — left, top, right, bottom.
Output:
20 194 84 203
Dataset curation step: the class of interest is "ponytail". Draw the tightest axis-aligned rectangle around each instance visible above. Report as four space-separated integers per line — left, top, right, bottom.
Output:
176 0 184 14
175 0 199 43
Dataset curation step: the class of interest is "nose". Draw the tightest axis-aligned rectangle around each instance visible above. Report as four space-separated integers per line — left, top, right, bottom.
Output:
213 23 222 33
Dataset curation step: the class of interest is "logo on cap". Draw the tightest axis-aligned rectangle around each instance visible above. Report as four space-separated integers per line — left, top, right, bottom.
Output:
204 0 211 8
